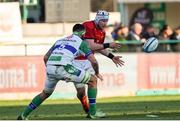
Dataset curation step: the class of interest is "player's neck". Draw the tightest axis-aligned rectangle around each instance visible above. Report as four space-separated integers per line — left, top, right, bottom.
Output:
93 21 102 30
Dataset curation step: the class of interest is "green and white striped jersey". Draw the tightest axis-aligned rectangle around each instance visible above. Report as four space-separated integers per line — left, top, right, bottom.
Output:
47 34 92 65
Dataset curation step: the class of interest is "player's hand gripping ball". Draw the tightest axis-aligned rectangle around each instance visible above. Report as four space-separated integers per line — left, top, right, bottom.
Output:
143 37 159 53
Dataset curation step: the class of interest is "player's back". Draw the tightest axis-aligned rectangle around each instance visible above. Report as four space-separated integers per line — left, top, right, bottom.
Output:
47 35 83 66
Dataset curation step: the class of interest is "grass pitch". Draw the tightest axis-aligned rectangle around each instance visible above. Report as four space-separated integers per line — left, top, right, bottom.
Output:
1 95 180 120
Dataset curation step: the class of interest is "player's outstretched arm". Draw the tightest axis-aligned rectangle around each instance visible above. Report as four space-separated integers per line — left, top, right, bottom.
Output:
98 49 124 67
43 44 55 65
85 39 121 51
87 54 103 81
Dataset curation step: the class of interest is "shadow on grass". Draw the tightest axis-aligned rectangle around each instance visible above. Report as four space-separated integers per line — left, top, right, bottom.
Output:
1 100 180 120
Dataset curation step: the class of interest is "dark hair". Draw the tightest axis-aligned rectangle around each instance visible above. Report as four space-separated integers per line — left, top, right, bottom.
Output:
160 24 169 33
73 24 85 32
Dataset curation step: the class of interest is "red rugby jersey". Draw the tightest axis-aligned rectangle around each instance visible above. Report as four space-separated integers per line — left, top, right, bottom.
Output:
75 21 106 60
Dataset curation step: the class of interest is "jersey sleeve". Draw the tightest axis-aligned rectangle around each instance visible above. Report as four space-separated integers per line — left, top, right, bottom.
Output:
83 22 95 39
79 41 92 58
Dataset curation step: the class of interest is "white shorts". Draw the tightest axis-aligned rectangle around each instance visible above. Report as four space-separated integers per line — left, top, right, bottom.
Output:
73 59 95 88
44 63 91 94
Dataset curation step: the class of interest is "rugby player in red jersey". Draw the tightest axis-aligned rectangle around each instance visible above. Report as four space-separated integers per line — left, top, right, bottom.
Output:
73 10 124 118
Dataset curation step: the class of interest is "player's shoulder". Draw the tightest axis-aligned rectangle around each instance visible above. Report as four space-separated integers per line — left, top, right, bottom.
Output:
72 35 83 41
83 21 96 29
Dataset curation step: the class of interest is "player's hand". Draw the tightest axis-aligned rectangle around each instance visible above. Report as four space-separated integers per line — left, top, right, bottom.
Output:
112 56 124 67
109 42 121 50
96 73 103 81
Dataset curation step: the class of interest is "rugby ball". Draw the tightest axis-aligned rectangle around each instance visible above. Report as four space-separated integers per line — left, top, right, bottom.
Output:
143 37 159 53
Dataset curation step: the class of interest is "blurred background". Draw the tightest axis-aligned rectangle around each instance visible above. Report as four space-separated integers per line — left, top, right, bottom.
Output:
0 0 180 100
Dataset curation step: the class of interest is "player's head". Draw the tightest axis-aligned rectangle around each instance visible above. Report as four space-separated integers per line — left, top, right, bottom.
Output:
94 10 109 29
73 24 86 38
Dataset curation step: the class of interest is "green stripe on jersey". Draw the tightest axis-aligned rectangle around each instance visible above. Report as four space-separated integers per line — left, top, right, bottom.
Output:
81 72 90 84
63 64 81 76
49 56 62 61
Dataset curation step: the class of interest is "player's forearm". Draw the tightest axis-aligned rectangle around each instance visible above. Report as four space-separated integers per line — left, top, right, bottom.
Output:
99 49 109 56
91 61 99 75
87 54 99 75
43 55 48 65
99 49 115 59
44 52 50 65
44 45 54 64
85 39 110 51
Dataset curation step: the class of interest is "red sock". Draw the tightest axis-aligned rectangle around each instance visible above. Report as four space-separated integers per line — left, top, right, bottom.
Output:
80 95 89 113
